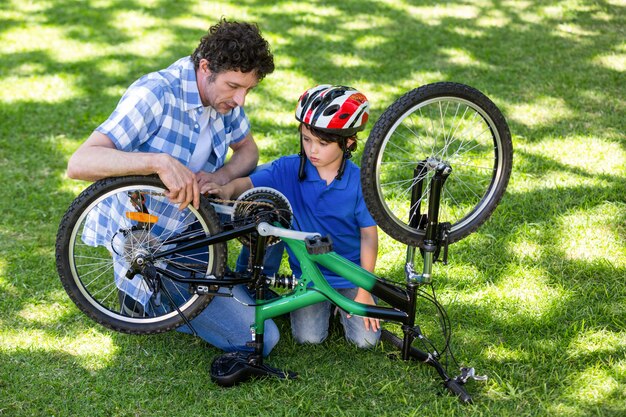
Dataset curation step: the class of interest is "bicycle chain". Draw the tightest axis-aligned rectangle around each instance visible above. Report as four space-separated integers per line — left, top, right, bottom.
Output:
142 192 284 233
143 192 275 210
208 197 276 210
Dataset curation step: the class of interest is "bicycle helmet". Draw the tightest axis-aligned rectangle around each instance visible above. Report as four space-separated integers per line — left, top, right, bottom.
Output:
295 85 369 137
295 85 370 180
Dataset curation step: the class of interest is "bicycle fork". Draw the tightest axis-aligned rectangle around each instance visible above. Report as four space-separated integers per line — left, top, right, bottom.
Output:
400 162 478 404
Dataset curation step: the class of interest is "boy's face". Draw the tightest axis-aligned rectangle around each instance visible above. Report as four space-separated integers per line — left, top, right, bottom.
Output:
301 125 353 173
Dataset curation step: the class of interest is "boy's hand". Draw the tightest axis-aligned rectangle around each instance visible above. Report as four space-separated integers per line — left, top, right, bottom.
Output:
197 170 229 187
201 182 229 199
348 289 380 332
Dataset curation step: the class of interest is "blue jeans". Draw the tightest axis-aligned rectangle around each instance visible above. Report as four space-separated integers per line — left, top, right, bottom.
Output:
235 241 285 276
171 219 279 357
290 287 380 348
176 285 279 357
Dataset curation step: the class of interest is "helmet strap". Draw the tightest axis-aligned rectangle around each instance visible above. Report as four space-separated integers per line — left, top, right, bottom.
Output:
334 140 356 181
298 131 306 181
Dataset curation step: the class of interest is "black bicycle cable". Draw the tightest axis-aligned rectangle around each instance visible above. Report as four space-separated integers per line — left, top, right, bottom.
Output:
421 283 463 371
411 282 462 372
428 284 458 368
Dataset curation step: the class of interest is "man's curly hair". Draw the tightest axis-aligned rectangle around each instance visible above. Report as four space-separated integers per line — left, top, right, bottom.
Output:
191 19 274 81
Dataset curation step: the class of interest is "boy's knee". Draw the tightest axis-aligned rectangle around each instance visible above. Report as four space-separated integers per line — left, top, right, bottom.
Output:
292 329 327 345
346 330 380 349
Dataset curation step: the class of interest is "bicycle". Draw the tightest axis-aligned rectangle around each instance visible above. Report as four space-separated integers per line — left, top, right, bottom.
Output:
56 82 512 403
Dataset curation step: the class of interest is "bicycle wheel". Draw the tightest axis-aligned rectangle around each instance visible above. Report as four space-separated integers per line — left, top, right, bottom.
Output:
56 175 227 334
361 82 512 246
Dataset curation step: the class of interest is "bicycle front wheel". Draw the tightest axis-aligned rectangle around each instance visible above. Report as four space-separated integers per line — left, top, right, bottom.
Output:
56 175 227 334
361 82 513 247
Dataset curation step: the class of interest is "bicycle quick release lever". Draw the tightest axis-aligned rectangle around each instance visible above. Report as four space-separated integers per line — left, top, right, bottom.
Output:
456 367 488 384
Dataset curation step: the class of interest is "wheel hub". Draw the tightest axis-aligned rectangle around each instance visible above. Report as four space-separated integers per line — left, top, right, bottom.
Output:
114 228 161 266
425 157 442 170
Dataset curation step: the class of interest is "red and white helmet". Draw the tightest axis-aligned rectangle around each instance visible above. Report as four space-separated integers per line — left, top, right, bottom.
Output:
295 85 369 137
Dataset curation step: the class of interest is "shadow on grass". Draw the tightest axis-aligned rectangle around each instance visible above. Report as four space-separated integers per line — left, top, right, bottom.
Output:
1 0 625 415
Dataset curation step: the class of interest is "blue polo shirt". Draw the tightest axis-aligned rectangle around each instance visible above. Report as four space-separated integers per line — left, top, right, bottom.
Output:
250 155 376 288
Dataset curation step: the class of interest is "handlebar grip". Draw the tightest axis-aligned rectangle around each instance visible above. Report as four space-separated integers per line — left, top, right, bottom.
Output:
444 379 473 404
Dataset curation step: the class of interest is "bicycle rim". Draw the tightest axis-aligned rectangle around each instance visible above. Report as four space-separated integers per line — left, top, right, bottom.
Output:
364 85 511 246
64 179 223 331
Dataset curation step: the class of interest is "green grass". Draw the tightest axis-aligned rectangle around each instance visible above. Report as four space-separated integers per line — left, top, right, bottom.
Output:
1 0 625 416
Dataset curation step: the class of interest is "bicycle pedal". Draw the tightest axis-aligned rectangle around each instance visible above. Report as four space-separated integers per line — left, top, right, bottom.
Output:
210 352 297 387
305 235 333 255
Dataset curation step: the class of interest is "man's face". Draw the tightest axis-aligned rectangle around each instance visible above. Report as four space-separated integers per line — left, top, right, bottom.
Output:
197 59 259 113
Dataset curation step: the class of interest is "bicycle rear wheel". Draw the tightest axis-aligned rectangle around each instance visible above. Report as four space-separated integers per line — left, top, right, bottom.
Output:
361 82 512 247
55 175 227 334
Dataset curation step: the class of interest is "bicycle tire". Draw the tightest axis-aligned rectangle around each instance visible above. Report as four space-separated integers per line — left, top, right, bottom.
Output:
55 175 227 334
361 82 513 247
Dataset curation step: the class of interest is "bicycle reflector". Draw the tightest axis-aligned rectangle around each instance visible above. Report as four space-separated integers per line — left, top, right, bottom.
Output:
125 211 159 224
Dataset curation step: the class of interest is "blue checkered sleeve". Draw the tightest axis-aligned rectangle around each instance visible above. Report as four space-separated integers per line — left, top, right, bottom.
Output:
97 81 165 152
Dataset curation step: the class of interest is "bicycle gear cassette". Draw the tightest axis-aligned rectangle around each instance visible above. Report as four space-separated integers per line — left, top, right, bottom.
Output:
232 187 293 247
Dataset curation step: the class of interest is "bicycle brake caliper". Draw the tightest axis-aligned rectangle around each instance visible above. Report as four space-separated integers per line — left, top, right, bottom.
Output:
437 222 451 265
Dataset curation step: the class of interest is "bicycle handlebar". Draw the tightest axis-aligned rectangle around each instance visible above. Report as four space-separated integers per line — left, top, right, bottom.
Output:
444 379 473 404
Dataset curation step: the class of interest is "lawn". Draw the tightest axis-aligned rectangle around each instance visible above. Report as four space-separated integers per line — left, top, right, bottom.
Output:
0 1 624 416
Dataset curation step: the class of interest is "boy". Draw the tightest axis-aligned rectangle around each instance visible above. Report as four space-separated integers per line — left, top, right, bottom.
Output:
204 85 380 348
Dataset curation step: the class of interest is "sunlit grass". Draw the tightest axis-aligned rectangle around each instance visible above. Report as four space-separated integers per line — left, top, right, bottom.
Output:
510 239 542 262
594 49 626 72
535 138 625 173
555 23 599 39
484 343 530 364
558 203 626 265
567 329 626 357
508 96 574 128
17 300 68 325
400 4 480 25
1 0 624 415
567 366 621 406
475 9 511 28
1 26 106 59
0 74 83 103
462 267 568 321
440 47 490 68
1 328 117 371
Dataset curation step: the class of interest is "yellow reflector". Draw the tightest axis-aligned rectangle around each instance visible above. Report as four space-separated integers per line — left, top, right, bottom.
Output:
125 212 159 223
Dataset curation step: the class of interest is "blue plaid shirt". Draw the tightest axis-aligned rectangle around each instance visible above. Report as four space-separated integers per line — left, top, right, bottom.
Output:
97 56 250 170
83 57 250 304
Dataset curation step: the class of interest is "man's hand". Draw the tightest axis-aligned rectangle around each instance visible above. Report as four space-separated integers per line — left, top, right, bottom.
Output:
156 154 199 210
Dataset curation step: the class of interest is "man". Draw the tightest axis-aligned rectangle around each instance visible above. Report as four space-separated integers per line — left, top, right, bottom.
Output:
67 19 279 356
69 19 274 208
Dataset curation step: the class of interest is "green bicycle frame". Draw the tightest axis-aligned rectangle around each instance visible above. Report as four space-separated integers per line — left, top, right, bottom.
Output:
252 236 424 335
